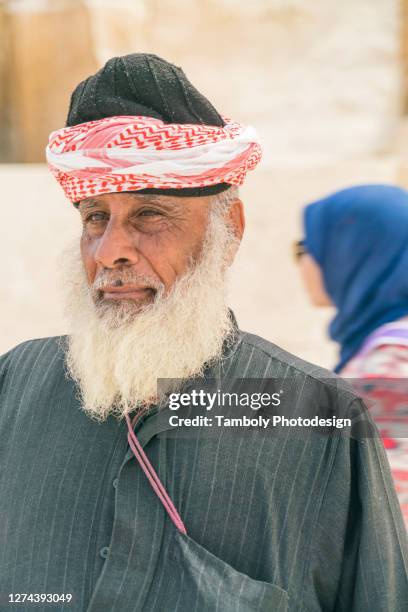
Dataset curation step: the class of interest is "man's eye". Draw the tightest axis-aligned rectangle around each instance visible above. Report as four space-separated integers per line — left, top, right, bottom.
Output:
86 212 107 223
138 209 163 217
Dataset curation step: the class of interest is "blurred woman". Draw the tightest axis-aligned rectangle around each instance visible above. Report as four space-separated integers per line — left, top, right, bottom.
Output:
297 184 408 526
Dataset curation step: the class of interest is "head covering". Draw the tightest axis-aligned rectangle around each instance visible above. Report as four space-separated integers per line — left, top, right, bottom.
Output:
46 115 260 203
46 53 261 201
303 184 408 372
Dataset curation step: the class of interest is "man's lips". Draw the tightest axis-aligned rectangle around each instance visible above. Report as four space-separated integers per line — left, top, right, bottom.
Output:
100 285 155 300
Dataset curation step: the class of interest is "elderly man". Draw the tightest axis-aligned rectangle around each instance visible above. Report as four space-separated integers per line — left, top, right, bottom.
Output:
0 54 407 611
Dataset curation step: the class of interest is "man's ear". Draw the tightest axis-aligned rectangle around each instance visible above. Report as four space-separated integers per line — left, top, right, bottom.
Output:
224 198 245 266
227 198 245 240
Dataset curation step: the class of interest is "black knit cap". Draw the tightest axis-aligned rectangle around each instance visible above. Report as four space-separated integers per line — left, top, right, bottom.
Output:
66 53 231 197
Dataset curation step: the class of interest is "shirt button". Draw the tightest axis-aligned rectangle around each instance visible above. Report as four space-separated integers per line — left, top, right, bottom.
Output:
112 478 119 489
99 546 110 559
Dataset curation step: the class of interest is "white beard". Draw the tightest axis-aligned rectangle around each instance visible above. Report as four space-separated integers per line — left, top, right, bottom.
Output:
63 210 236 422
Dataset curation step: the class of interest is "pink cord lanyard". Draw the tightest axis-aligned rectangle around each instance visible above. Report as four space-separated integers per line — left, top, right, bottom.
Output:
125 413 187 535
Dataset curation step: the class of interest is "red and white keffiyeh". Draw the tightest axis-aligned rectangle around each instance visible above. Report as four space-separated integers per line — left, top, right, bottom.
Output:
46 115 262 203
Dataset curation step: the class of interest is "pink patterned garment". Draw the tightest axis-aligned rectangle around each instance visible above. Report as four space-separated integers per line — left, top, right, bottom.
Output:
341 322 408 528
46 115 262 203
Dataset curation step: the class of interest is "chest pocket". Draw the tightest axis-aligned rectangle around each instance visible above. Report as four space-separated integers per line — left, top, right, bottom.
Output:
149 530 288 612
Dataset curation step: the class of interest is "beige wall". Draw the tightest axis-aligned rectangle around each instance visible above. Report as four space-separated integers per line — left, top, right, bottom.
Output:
402 0 408 111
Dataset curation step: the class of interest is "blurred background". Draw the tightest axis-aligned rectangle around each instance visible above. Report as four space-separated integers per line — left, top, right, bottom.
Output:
1 0 408 368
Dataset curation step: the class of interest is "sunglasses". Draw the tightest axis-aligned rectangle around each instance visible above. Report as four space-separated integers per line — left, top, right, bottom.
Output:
292 240 307 261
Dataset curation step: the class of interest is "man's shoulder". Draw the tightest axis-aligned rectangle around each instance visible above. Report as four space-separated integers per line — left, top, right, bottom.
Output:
235 329 356 401
238 329 331 376
0 336 67 371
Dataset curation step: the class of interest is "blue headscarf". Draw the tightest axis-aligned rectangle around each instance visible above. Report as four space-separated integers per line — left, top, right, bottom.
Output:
303 184 408 372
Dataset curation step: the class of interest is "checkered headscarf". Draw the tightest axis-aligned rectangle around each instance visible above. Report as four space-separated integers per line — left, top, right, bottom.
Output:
46 54 262 202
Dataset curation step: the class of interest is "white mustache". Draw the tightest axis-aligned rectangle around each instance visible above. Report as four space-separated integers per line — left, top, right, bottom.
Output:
92 270 165 294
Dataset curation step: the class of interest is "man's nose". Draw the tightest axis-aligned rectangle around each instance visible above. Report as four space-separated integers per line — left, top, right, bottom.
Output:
94 220 141 268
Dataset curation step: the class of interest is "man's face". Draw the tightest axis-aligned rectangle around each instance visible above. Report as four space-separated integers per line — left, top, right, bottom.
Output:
67 189 244 418
78 192 214 313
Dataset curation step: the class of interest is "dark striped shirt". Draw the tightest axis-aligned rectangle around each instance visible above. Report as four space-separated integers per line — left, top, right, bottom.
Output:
0 327 407 611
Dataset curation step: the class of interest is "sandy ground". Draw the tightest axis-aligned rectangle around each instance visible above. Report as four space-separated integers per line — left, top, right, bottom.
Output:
0 159 401 369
